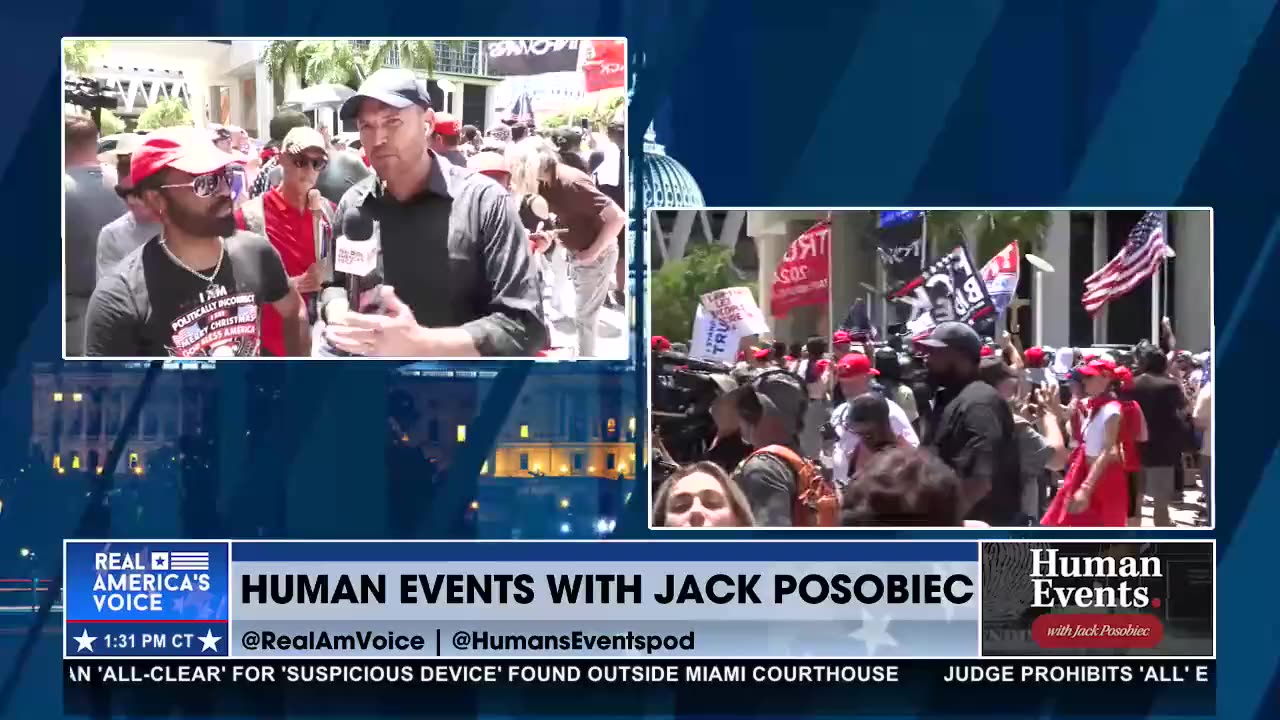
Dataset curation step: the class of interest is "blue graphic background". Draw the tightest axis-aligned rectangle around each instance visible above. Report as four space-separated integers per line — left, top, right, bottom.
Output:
64 541 229 622
0 0 1269 718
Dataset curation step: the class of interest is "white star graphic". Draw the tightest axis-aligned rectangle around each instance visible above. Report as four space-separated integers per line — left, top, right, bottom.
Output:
74 628 97 652
198 629 221 652
848 609 898 657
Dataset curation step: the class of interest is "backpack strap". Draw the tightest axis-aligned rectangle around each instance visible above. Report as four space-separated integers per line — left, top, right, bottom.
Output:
753 444 806 470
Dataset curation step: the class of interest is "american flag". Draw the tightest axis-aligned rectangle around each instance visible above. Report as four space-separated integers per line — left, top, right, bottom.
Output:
507 92 535 125
1082 211 1167 315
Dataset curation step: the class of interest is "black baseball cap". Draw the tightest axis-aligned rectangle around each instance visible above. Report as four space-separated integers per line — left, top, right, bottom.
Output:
917 321 983 361
340 69 432 121
730 370 807 435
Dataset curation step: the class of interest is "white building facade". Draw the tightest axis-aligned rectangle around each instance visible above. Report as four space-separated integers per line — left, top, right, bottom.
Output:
86 40 501 139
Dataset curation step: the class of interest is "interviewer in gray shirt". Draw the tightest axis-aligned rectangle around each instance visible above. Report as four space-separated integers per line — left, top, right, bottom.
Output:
96 144 162 282
322 70 546 357
65 116 126 355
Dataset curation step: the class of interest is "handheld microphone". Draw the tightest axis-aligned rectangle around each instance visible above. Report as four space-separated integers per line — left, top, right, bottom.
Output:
320 208 378 323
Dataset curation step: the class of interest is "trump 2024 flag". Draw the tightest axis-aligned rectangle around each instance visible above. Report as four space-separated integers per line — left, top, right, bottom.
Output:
981 242 1020 317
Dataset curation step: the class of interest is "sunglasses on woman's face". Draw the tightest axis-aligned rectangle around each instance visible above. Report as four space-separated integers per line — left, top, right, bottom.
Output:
158 166 239 198
290 155 328 171
669 489 727 514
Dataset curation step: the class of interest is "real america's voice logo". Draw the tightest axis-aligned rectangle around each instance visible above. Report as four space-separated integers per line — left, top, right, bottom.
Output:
1029 548 1163 610
94 549 213 612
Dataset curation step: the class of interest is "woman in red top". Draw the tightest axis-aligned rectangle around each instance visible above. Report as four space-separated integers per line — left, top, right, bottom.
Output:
1043 360 1131 527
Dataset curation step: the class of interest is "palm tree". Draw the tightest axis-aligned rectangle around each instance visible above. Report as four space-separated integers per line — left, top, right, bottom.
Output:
262 40 466 109
63 40 106 76
301 40 366 87
366 40 465 78
925 210 1052 262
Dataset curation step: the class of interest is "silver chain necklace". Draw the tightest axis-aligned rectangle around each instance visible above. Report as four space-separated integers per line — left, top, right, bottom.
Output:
160 236 225 286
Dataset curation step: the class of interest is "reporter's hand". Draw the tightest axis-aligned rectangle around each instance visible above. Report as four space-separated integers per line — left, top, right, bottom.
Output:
325 286 424 357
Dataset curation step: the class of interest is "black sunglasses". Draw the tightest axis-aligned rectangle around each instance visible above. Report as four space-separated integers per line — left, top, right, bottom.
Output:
290 156 328 171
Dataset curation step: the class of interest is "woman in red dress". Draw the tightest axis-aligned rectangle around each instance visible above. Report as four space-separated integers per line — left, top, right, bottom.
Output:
1043 359 1131 527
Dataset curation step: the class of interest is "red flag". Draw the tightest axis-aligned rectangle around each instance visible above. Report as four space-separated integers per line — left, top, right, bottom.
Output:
582 40 625 93
770 220 831 317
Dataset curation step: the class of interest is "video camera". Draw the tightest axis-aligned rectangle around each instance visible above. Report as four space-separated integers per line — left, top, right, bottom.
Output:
650 351 738 481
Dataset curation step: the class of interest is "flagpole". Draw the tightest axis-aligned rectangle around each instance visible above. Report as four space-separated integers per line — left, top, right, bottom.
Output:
920 211 928 271
1150 211 1168 343
1034 269 1043 347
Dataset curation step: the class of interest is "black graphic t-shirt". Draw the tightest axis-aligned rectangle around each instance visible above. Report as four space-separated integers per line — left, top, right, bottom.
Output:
84 232 290 357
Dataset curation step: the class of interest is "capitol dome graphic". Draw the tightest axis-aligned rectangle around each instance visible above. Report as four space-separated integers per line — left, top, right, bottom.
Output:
638 123 704 208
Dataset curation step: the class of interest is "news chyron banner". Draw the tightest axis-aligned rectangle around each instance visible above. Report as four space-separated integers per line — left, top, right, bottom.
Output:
63 540 1215 717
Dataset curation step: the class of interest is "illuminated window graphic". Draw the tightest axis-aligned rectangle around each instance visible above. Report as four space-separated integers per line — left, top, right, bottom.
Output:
53 393 63 402
456 425 467 443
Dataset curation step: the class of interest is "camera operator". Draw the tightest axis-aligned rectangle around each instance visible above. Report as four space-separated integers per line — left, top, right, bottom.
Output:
705 373 754 474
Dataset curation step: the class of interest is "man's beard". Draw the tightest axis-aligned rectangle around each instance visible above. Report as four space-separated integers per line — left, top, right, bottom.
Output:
927 365 961 388
165 196 235 238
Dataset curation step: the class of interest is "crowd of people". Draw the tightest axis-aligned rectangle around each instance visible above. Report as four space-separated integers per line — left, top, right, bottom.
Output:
652 317 1211 529
65 68 627 358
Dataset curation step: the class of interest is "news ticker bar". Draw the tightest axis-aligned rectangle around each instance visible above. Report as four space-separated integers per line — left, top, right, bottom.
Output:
62 659 1216 717
64 540 1215 660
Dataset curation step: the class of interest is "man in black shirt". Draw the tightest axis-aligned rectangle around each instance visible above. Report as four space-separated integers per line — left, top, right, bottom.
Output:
85 129 307 357
323 69 546 357
1128 346 1187 526
918 322 1021 526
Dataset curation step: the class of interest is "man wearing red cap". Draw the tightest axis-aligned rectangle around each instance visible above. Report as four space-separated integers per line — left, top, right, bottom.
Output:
831 331 853 360
430 112 469 167
84 128 307 357
829 353 919 484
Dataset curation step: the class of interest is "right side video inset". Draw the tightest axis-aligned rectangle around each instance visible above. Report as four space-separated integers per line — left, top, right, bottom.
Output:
648 208 1212 530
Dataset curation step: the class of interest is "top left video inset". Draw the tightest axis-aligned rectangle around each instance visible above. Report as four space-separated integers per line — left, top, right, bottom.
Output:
63 38 628 360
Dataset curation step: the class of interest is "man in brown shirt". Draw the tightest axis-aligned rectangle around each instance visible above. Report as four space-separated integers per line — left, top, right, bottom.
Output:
507 137 625 357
